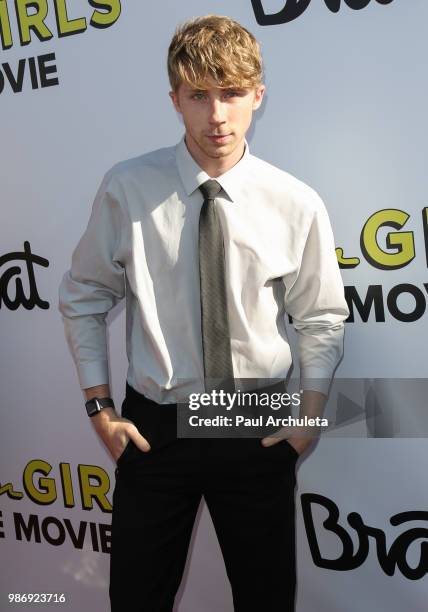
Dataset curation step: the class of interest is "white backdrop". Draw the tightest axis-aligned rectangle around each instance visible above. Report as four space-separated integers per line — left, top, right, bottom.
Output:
1 1 427 610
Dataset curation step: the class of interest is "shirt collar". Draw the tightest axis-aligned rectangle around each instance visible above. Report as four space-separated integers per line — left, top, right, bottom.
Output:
175 135 250 203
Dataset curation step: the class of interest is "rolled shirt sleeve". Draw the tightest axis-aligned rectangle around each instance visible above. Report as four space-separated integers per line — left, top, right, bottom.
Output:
283 191 350 395
58 170 126 389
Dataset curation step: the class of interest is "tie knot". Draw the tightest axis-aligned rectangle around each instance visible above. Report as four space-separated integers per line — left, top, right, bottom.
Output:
199 180 222 201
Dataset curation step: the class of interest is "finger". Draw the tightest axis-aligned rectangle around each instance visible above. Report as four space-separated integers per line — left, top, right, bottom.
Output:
261 436 282 447
139 436 151 452
123 424 151 453
131 431 151 453
261 425 291 447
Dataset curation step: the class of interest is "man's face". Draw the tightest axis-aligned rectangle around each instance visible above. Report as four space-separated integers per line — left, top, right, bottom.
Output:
170 80 265 166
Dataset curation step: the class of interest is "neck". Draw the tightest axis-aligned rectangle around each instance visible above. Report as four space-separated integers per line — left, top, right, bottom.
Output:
184 135 245 178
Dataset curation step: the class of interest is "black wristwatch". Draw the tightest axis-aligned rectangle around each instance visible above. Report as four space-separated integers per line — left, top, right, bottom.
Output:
85 397 115 417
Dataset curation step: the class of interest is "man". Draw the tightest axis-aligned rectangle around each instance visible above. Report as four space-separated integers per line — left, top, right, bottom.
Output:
59 14 349 612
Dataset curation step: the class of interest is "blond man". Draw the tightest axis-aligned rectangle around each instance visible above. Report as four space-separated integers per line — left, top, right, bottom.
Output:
59 15 349 612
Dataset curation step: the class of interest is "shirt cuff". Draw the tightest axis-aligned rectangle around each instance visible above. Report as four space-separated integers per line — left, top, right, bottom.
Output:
76 361 110 390
299 367 335 396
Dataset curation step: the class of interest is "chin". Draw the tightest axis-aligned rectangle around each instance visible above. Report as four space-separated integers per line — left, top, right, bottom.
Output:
209 149 233 160
208 142 237 157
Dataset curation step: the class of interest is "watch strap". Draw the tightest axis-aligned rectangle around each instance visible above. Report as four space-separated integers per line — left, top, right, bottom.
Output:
85 396 115 417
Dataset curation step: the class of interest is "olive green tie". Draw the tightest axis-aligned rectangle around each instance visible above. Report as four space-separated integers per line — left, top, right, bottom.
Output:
198 180 234 390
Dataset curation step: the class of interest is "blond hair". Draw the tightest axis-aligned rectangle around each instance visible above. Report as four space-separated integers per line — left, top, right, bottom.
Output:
167 15 263 91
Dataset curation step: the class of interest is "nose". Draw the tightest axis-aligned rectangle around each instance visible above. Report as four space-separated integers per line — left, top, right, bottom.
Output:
208 98 226 125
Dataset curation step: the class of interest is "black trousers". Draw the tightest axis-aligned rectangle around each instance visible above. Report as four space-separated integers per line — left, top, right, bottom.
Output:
110 382 298 612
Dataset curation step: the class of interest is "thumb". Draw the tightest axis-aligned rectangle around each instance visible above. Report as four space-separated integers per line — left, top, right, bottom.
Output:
261 435 280 447
261 426 290 447
129 428 151 453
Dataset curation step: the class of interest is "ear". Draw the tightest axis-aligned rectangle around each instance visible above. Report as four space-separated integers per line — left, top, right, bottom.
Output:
252 84 266 111
169 89 182 114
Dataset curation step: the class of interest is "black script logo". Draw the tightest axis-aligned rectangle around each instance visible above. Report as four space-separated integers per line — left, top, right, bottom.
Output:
251 0 394 26
301 493 428 580
0 241 49 310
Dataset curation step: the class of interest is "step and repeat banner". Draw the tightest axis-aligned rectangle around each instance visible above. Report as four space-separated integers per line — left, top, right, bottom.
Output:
1 1 427 610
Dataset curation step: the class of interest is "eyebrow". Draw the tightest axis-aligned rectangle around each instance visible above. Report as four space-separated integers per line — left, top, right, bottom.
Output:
187 87 247 93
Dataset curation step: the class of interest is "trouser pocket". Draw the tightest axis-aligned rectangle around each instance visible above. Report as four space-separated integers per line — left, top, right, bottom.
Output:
116 438 135 467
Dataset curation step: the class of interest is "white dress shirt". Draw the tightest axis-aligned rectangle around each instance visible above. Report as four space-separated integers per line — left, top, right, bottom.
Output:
58 137 349 403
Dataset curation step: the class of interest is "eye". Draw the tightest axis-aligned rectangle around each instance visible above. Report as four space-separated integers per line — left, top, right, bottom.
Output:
191 92 206 100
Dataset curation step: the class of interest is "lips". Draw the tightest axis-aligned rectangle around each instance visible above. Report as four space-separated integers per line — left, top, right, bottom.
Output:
207 134 232 143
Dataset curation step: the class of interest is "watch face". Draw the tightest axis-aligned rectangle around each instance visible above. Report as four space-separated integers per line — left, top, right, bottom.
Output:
86 399 100 417
85 397 114 416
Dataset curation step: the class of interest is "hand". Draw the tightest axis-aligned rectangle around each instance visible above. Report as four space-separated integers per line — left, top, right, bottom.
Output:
261 425 315 457
261 388 326 457
90 407 151 462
